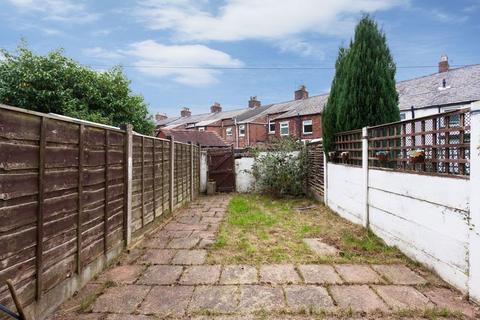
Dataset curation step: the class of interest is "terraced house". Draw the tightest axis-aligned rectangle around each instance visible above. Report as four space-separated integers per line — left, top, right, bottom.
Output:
156 56 480 150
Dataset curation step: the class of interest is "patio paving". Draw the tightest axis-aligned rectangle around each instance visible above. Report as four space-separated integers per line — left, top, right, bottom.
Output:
48 194 480 320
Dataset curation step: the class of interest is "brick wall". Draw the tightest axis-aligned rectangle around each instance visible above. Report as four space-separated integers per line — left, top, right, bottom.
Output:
269 114 322 141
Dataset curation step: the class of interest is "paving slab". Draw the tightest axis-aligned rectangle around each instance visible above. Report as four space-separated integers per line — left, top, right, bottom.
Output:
119 248 144 265
137 265 183 285
138 249 176 264
372 264 427 285
139 285 194 316
298 265 343 284
329 285 388 312
160 230 193 238
165 222 208 231
167 237 201 249
172 249 207 265
334 264 383 284
95 265 144 285
373 285 432 310
176 215 202 224
303 238 339 256
188 285 238 313
260 264 301 284
237 285 285 312
179 265 221 285
220 265 258 284
190 230 216 239
284 285 335 312
56 283 104 313
198 238 215 249
422 287 480 319
105 315 156 320
92 285 151 313
142 237 169 249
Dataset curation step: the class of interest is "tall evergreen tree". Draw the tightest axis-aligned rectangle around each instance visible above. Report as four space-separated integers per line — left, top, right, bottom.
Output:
322 47 348 154
323 15 399 153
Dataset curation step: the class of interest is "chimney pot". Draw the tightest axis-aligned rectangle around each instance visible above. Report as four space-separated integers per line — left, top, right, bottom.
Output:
248 96 261 108
294 85 309 100
439 55 449 73
210 102 222 113
180 107 191 117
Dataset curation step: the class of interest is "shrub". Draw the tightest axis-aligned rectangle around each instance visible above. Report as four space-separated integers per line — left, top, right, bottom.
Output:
250 137 309 196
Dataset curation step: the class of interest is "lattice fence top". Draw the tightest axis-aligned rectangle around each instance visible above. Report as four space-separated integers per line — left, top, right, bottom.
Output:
330 108 471 177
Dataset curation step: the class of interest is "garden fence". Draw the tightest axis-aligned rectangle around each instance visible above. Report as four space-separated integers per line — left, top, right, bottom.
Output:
0 104 200 319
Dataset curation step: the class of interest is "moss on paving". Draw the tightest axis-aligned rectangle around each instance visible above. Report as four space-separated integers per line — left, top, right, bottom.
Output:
208 194 411 265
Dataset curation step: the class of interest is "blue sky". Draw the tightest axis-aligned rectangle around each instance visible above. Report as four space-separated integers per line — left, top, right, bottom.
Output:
1 0 479 117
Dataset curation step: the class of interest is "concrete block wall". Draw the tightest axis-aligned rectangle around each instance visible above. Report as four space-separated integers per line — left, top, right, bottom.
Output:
323 102 480 303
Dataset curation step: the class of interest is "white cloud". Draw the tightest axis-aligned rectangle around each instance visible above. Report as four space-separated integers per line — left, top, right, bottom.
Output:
123 40 244 86
7 0 99 23
275 39 326 58
83 47 123 60
135 0 407 41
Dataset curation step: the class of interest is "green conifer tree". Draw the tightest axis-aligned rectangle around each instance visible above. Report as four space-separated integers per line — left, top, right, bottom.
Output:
323 15 399 154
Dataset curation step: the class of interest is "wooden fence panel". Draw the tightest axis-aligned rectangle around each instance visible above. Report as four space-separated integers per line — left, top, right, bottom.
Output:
306 141 325 201
0 105 200 319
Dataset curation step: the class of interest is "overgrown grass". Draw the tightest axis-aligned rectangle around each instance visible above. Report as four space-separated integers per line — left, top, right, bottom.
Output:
208 194 412 265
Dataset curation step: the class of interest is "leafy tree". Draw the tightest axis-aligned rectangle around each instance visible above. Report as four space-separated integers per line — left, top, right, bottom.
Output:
323 15 399 154
0 44 155 134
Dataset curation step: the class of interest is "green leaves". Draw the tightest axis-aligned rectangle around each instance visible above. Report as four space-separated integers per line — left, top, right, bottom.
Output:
250 138 309 196
0 44 155 135
323 15 400 154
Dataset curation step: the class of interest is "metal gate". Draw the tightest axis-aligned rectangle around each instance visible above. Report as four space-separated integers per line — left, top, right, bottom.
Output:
207 148 235 192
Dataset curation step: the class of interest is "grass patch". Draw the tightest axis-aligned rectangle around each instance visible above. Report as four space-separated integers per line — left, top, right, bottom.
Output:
208 194 412 265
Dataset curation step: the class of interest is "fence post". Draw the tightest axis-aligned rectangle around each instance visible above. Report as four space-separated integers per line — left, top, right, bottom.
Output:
362 126 369 229
468 101 480 303
169 136 175 213
120 124 133 247
190 143 194 200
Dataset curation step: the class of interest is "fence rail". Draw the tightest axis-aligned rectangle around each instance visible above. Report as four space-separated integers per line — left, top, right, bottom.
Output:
330 108 471 177
0 104 200 319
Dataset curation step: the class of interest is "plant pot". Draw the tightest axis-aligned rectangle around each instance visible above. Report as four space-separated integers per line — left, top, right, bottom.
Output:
340 151 349 161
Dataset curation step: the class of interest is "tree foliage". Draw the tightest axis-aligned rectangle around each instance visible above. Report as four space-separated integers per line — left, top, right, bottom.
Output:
0 44 155 134
323 15 400 154
250 137 309 197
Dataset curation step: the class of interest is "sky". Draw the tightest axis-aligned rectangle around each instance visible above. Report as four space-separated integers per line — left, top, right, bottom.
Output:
0 0 479 118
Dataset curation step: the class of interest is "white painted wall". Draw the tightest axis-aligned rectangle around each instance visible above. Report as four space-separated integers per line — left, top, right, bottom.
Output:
200 151 208 193
324 103 480 301
368 169 470 291
235 157 255 193
326 164 365 225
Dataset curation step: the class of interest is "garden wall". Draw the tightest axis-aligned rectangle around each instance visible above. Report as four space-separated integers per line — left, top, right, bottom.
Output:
319 103 480 303
0 104 200 319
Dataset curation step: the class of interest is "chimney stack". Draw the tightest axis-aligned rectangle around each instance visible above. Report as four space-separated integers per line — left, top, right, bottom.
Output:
210 102 222 113
248 96 261 108
294 85 308 100
180 107 191 117
439 55 449 73
155 112 168 122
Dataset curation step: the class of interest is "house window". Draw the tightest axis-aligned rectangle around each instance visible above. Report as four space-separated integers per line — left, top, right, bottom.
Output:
226 127 232 136
302 120 313 134
400 112 406 120
239 124 246 137
280 121 289 136
268 121 275 134
198 127 205 131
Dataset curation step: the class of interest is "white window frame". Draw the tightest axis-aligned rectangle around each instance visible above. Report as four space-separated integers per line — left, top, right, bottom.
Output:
238 124 246 137
198 127 205 131
226 127 232 136
400 112 406 120
302 119 313 135
268 120 275 134
280 121 289 136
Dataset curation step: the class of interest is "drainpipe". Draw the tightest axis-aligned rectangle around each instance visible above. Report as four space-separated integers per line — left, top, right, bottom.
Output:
410 106 415 119
234 117 239 149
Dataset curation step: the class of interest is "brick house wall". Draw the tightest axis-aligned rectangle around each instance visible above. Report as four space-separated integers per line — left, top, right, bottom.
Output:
269 114 322 141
